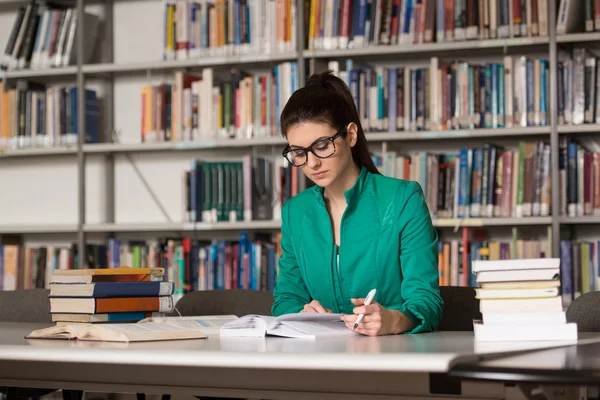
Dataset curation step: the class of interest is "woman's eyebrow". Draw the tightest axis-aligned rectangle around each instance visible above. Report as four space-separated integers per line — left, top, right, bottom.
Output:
289 136 329 149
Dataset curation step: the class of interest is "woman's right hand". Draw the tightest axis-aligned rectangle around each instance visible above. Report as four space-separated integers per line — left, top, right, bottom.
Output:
302 300 332 313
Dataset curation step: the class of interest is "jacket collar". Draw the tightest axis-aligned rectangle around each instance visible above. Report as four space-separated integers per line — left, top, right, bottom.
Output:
313 165 370 206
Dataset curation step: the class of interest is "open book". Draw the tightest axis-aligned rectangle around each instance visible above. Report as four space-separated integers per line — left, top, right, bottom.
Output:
26 320 208 343
139 315 239 336
220 313 356 339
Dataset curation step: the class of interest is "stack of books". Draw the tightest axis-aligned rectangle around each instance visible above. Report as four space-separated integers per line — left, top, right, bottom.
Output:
49 267 175 325
472 258 578 342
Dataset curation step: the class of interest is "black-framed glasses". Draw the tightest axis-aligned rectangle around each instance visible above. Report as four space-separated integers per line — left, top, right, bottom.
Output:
282 126 348 167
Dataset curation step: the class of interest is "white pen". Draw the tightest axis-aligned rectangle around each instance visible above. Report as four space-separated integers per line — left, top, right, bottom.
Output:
353 288 377 330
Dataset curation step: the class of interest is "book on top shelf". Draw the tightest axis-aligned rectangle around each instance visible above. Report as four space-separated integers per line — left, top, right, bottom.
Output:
373 140 551 220
0 2 100 71
306 0 549 50
162 0 296 60
140 63 297 144
0 80 100 150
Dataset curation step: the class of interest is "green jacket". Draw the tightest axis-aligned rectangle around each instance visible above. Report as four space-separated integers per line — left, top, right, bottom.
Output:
272 166 443 333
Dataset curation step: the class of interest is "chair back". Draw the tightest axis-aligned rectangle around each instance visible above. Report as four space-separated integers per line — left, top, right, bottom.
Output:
437 286 481 331
566 291 600 332
173 289 274 317
0 289 52 323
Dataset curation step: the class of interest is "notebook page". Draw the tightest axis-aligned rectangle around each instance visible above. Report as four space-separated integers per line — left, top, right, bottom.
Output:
220 315 275 337
268 320 356 339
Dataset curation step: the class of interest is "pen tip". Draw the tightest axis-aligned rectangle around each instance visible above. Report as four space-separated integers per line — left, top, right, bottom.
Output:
352 324 357 330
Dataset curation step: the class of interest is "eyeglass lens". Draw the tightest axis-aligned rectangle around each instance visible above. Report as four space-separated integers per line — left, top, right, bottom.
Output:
287 139 335 166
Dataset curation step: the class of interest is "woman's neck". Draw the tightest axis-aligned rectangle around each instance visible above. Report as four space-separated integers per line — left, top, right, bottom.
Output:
323 162 361 207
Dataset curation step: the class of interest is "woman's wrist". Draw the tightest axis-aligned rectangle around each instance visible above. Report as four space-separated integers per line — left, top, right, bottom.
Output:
391 310 416 334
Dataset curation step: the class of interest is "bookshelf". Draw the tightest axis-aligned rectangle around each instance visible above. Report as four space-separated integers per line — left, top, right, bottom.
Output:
0 0 597 277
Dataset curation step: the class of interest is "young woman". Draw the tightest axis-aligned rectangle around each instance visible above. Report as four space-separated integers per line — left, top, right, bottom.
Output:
271 71 443 336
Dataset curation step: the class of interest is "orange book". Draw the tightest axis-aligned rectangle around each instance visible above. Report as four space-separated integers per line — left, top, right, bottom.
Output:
51 267 164 284
50 296 174 314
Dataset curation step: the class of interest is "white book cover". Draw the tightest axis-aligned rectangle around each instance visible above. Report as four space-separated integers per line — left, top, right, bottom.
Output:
475 287 559 300
483 311 566 325
476 268 560 284
474 321 577 342
472 257 560 272
479 296 563 313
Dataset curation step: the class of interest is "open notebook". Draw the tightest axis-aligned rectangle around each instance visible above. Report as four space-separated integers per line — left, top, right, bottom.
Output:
220 313 356 339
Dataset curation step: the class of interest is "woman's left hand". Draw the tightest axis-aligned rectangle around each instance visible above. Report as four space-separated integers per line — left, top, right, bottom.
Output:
341 298 405 336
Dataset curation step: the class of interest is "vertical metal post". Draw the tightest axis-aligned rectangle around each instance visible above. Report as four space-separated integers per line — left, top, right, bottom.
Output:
296 0 305 87
104 0 115 229
295 0 307 192
548 0 560 258
76 0 86 267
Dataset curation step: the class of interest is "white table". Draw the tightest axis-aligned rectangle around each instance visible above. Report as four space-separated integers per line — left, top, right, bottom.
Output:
0 322 598 400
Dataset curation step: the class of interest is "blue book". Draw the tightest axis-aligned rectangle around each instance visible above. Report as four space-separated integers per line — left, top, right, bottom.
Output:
49 281 175 298
53 312 157 324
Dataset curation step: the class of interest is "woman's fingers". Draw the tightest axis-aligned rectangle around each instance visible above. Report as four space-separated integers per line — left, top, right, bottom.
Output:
341 313 381 325
309 300 329 313
302 304 318 313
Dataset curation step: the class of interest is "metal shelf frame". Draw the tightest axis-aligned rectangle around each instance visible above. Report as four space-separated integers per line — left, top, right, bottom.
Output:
1 0 598 265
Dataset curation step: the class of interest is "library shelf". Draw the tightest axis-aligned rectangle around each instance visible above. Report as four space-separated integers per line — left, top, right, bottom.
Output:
83 220 283 233
432 217 553 228
558 216 600 225
82 52 299 75
0 126 552 160
556 32 600 44
0 53 298 81
0 146 77 158
365 126 551 141
303 36 550 59
81 127 553 155
83 136 288 154
0 218 556 236
557 124 600 134
1 66 77 79
0 224 77 234
83 218 553 233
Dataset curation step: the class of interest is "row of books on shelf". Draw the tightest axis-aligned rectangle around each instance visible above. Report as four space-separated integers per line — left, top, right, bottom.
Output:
0 81 100 149
308 0 552 51
561 139 600 217
2 229 596 305
331 51 600 133
439 227 551 287
560 239 600 305
389 139 599 219
380 140 552 219
182 156 300 223
141 63 297 144
0 232 282 294
0 0 596 74
0 1 100 71
163 0 296 61
7 49 600 151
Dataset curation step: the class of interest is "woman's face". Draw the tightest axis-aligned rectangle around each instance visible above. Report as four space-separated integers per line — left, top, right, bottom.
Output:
285 121 357 188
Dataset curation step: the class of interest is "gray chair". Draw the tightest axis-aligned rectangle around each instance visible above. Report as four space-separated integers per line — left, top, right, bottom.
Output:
566 291 600 332
437 286 481 331
0 288 52 323
173 289 274 317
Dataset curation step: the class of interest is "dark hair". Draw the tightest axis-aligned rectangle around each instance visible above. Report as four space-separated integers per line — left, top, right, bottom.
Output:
279 70 381 175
